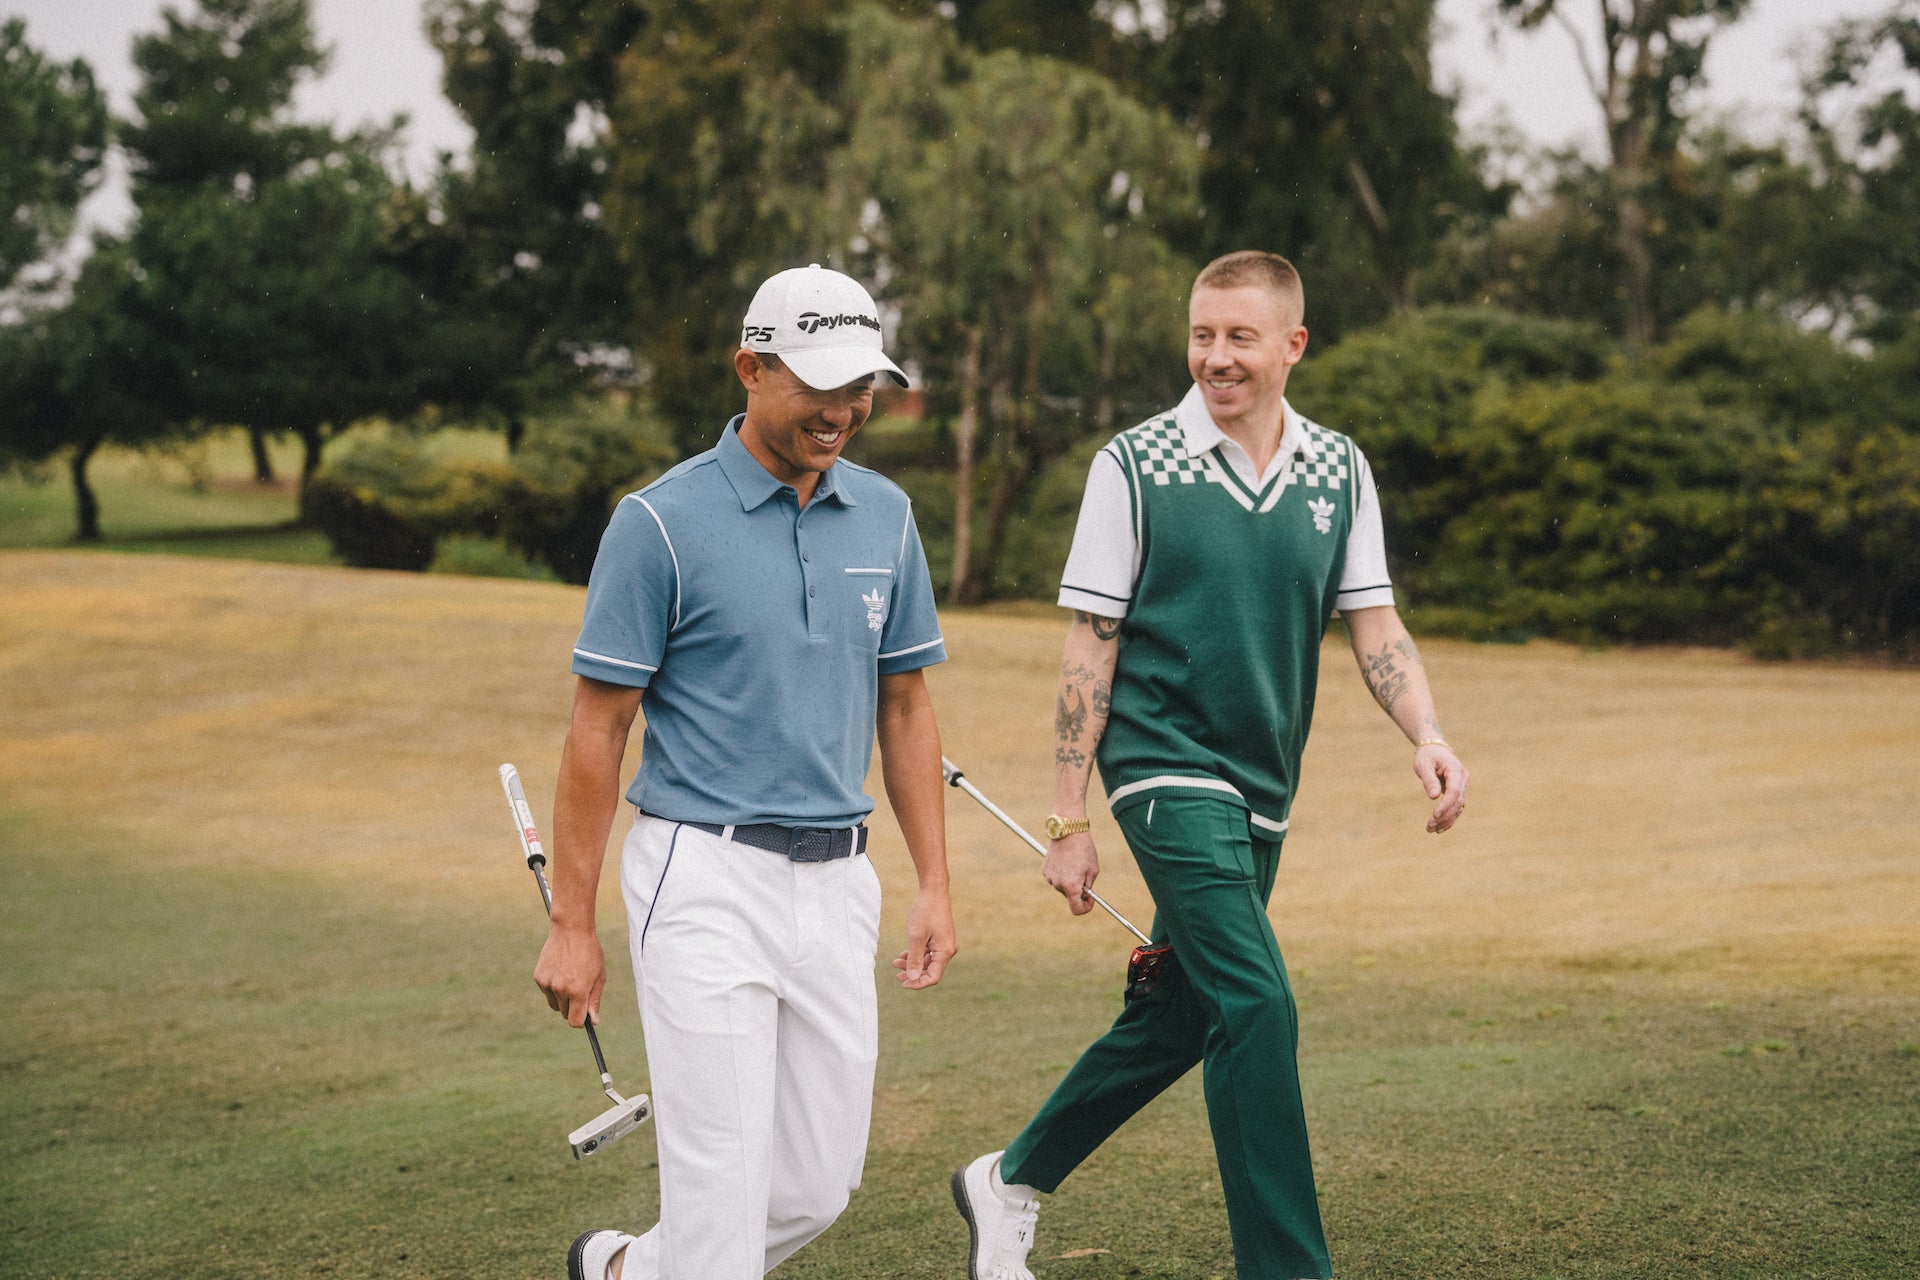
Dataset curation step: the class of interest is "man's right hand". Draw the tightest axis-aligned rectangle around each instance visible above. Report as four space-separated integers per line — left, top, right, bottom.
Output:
1042 832 1101 916
534 925 607 1028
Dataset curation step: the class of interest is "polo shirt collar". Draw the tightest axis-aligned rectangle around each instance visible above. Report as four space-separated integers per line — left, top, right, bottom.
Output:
716 416 860 511
1171 384 1318 463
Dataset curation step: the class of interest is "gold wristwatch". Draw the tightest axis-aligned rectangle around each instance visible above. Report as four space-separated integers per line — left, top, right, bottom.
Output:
1045 815 1092 841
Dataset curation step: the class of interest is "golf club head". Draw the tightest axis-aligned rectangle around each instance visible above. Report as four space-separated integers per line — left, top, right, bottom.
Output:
569 1092 651 1160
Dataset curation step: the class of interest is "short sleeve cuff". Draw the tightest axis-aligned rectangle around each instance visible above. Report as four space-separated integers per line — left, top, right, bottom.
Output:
1057 587 1129 618
877 636 946 675
570 648 657 687
1332 585 1396 614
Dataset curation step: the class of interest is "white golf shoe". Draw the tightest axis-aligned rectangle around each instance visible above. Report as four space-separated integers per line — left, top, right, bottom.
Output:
952 1151 1039 1280
566 1229 634 1280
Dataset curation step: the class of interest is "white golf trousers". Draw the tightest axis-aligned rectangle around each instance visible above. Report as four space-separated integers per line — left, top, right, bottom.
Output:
614 812 881 1279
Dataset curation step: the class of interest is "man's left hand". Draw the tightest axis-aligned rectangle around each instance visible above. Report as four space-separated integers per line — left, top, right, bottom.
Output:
1415 743 1469 833
893 888 957 989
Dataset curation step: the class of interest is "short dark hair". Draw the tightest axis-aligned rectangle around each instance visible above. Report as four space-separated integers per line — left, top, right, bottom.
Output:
1194 251 1304 321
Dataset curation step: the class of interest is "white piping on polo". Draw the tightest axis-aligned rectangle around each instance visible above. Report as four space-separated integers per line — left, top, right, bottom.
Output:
878 635 943 660
844 567 892 575
572 648 658 673
629 494 682 628
1106 774 1288 835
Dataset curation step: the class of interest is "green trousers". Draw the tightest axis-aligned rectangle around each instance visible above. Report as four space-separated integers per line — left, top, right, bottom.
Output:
1000 796 1332 1280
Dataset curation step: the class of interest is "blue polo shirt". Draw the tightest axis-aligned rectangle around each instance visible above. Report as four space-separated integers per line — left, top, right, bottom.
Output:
571 418 947 827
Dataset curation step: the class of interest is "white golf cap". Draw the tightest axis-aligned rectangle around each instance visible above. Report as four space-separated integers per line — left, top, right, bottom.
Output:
741 263 908 390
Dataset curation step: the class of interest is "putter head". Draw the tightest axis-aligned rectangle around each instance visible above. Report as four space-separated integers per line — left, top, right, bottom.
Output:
1124 943 1173 1002
569 1092 651 1160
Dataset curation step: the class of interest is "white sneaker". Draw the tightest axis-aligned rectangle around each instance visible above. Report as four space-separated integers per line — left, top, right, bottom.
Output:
566 1229 633 1280
951 1151 1039 1280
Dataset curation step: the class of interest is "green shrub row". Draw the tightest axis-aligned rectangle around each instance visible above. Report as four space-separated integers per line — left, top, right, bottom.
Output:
1292 308 1920 657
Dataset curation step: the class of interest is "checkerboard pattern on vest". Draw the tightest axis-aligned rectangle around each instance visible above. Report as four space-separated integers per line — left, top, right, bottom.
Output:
1130 416 1212 485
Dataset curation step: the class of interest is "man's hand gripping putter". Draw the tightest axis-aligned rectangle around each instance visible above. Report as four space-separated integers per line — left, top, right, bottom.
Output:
941 758 1173 1000
500 763 652 1159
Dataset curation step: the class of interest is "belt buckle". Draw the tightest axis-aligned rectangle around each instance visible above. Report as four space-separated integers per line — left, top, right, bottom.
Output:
786 826 838 863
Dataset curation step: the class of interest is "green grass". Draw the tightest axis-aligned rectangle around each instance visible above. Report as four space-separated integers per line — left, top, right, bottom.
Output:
0 426 512 565
3 807 1915 1279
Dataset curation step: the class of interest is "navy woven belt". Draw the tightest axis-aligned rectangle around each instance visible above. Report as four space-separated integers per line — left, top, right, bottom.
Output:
678 819 868 862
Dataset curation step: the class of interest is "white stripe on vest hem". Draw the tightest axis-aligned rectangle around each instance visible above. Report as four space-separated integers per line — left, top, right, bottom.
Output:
573 648 658 673
878 635 943 660
1106 774 1288 834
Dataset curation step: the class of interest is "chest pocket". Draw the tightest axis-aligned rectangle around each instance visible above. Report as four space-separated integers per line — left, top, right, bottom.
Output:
839 565 894 650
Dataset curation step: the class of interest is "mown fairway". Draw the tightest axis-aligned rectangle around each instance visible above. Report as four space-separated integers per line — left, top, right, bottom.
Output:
3 551 1917 1279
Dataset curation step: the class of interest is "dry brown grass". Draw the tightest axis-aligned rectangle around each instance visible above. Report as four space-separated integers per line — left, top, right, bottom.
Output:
4 549 1916 987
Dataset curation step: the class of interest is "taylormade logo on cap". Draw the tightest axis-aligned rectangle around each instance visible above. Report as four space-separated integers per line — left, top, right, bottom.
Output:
742 263 908 391
796 311 882 335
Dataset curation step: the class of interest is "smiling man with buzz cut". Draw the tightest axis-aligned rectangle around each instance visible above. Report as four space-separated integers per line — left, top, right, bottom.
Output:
535 263 957 1280
952 250 1471 1280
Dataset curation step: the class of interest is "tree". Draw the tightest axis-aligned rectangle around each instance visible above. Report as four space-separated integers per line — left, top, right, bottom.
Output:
422 0 644 444
123 0 338 482
123 0 331 199
0 18 109 291
1495 0 1752 346
0 241 181 541
827 8 1200 600
1106 0 1491 340
121 0 484 501
1803 0 1920 343
131 146 462 499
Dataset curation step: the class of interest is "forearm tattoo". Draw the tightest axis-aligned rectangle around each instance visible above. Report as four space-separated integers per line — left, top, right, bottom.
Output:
1362 635 1422 716
1056 617 1117 771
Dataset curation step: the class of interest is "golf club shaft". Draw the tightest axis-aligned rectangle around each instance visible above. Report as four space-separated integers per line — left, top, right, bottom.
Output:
499 763 620 1102
941 757 1153 947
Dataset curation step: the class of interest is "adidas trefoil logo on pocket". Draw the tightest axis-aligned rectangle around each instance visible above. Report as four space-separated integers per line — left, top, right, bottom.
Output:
862 587 886 631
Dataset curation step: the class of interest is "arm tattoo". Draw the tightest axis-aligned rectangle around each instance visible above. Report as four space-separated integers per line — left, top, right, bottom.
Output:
1363 647 1410 715
1055 638 1113 773
1056 683 1089 743
1076 610 1123 643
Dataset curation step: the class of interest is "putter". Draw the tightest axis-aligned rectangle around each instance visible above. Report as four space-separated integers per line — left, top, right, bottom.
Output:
941 757 1173 1000
499 763 652 1159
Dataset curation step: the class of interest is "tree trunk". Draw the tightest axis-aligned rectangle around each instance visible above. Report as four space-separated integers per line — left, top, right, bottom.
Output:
947 325 985 605
69 433 105 543
248 427 276 483
506 415 526 453
295 426 327 523
1614 169 1657 348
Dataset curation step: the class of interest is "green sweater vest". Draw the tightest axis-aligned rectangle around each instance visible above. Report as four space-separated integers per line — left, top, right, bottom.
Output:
1097 411 1360 833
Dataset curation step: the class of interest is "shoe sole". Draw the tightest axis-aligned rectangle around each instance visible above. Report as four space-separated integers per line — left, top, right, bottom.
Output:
950 1166 984 1280
566 1228 599 1280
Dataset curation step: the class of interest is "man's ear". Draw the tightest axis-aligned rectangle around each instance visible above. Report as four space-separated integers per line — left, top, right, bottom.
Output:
734 347 762 392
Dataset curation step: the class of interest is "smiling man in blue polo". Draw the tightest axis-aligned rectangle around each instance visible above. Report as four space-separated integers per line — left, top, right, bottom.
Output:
535 264 955 1280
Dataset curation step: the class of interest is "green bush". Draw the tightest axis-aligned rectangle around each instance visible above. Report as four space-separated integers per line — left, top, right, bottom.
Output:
307 402 673 582
428 535 553 580
303 438 495 570
494 404 675 585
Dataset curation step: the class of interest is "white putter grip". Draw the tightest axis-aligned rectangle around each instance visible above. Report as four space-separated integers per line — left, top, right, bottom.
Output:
500 764 554 914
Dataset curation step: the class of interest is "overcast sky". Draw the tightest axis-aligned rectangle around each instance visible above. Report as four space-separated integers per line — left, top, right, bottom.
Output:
4 0 1901 233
